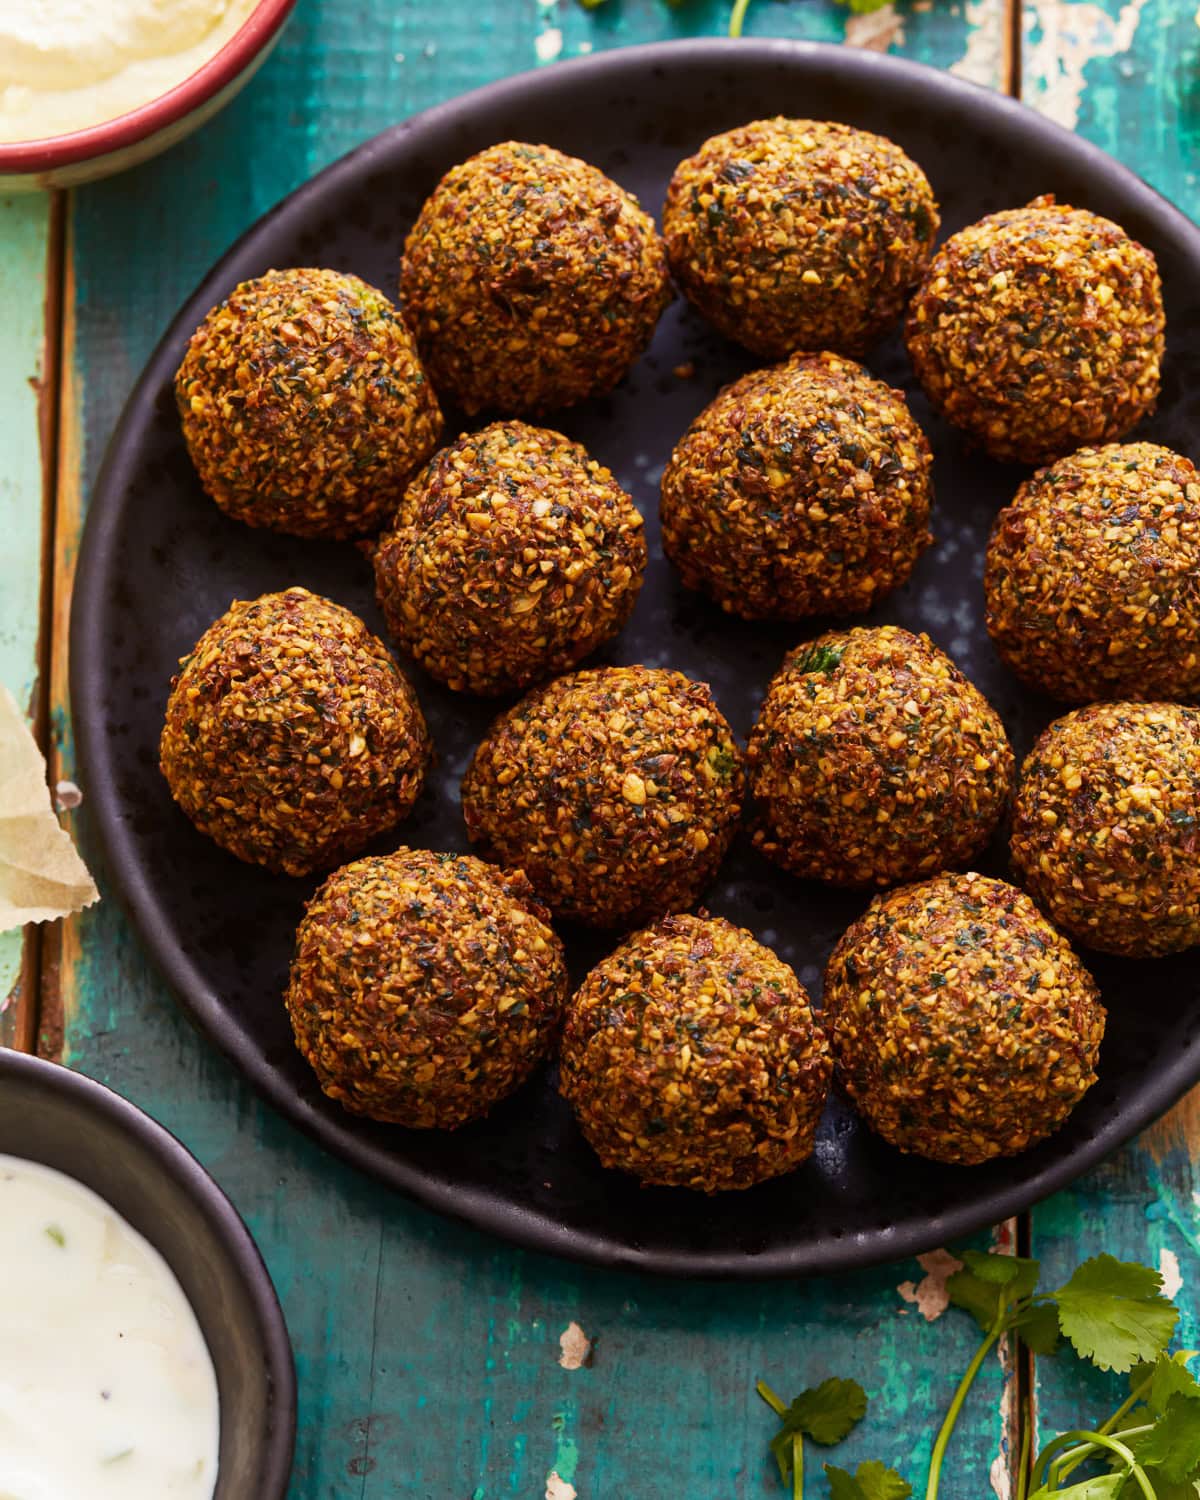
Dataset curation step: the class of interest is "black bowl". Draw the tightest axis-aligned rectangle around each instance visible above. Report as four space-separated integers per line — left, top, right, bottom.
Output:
0 1048 295 1498
71 37 1200 1277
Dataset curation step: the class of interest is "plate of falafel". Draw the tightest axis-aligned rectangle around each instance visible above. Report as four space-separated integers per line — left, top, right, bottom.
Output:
70 39 1200 1276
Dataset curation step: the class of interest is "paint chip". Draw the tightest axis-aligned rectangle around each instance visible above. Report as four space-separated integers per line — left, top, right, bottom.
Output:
535 27 563 63
558 1321 592 1369
1160 1247 1183 1300
898 1248 963 1321
845 4 905 52
55 780 82 810
546 1473 577 1500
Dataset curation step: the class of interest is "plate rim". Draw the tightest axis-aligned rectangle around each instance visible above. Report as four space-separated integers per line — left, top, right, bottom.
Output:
70 35 1200 1278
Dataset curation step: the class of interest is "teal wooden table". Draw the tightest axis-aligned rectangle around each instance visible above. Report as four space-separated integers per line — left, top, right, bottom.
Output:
3 2 1199 1494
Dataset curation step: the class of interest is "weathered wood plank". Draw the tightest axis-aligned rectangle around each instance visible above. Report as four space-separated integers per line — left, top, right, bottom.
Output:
0 191 57 1053
44 3 1020 1495
1021 0 1200 1463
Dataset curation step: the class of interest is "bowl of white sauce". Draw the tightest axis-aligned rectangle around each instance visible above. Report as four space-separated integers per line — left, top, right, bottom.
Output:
0 1047 295 1499
0 0 298 190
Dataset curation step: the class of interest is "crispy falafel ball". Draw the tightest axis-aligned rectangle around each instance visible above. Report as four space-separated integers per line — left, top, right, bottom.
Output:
461 666 744 928
373 421 647 695
985 443 1200 703
748 626 1014 888
905 195 1164 465
285 849 568 1128
399 142 671 415
660 353 933 621
662 118 939 359
824 872 1104 1164
160 587 429 876
560 913 832 1190
176 268 443 538
1010 702 1200 957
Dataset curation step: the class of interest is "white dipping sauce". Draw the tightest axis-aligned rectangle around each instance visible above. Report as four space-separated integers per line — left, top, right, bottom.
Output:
0 1154 220 1500
0 0 259 144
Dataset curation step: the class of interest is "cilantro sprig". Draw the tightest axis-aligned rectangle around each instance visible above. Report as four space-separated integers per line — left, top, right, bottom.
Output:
756 1251 1192 1500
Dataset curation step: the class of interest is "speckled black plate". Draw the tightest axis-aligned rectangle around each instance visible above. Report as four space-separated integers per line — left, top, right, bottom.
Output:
72 39 1200 1277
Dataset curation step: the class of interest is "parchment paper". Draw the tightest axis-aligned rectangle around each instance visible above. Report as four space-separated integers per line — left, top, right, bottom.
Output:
0 683 98 931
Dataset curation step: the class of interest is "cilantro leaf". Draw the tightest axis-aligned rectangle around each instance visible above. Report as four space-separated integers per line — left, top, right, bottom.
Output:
947 1252 1040 1332
1133 1352 1200 1413
792 642 845 677
1136 1393 1200 1483
1012 1300 1061 1356
778 1378 868 1446
1028 1476 1124 1500
825 1461 912 1500
1051 1255 1179 1372
1137 1474 1200 1500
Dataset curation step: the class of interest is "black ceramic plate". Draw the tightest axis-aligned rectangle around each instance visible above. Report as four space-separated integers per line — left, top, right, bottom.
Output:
73 38 1200 1277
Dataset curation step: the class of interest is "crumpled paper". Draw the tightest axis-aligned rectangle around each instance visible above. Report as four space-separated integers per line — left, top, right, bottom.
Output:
0 683 98 932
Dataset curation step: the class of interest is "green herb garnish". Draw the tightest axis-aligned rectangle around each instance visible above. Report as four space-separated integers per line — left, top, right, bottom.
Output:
756 1376 868 1498
45 1223 66 1248
792 643 845 677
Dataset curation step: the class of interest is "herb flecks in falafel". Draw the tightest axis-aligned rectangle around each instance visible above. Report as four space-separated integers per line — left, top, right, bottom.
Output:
748 626 1014 888
160 587 429 876
286 848 568 1127
400 141 671 415
824 872 1104 1164
660 352 933 621
462 665 744 928
663 118 939 359
374 421 647 695
177 267 443 538
560 912 831 1190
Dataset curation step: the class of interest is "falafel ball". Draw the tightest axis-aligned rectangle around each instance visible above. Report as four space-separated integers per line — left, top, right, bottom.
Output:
662 118 939 360
985 443 1200 703
160 587 429 876
748 626 1014 888
660 352 933 621
1010 702 1200 957
905 195 1164 465
399 142 671 416
286 848 568 1128
373 421 647 695
176 267 443 538
559 912 832 1190
824 872 1104 1164
461 666 744 927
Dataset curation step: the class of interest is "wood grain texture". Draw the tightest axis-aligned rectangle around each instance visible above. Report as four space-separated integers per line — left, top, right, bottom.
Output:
45 3 1025 1496
1020 0 1200 1459
0 191 56 1051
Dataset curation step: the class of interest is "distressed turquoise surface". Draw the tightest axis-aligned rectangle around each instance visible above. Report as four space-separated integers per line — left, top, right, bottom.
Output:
0 193 51 1023
1022 0 1200 1452
49 2 1021 1496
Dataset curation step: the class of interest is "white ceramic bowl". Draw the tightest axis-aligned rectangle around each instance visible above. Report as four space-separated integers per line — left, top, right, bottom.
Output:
0 0 297 191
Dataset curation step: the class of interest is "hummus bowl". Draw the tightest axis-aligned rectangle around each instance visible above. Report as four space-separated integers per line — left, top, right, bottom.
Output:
0 0 297 191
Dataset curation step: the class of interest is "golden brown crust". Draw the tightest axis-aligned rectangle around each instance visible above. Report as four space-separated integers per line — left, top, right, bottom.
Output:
663 118 938 359
560 912 831 1190
905 196 1163 465
399 142 671 415
824 872 1104 1164
1010 702 1200 957
985 442 1200 703
373 421 647 695
659 352 933 620
286 848 568 1128
176 268 443 538
748 626 1014 888
160 587 429 876
461 665 744 928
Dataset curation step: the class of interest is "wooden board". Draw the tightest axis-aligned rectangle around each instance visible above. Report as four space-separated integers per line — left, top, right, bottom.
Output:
7 0 1134 1493
0 190 56 1054
1020 0 1200 1455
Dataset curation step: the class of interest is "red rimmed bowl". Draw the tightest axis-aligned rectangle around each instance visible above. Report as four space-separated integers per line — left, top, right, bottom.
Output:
0 0 297 192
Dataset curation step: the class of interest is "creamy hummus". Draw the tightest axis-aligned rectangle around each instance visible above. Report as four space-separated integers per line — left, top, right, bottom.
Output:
0 0 259 144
